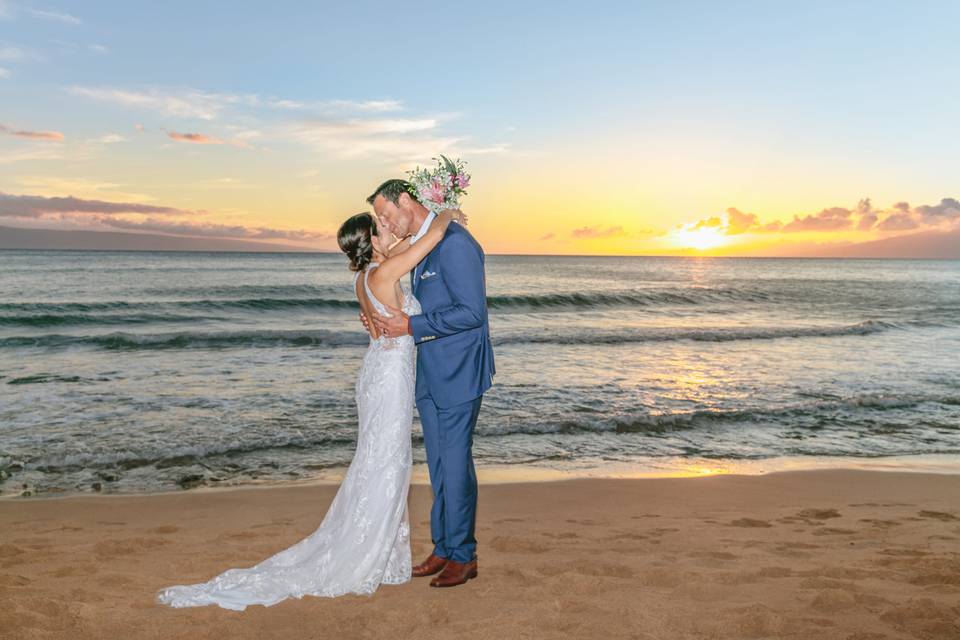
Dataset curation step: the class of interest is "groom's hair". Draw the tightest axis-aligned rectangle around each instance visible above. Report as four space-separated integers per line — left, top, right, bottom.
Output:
366 179 419 206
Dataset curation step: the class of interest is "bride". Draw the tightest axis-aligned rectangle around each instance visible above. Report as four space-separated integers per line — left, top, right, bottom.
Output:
155 208 465 611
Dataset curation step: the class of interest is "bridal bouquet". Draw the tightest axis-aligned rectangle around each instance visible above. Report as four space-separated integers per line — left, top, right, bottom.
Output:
406 155 471 215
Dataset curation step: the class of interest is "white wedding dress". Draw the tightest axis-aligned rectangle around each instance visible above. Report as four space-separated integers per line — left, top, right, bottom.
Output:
156 263 420 611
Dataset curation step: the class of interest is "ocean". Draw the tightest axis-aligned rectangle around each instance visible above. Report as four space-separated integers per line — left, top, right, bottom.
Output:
1 250 958 497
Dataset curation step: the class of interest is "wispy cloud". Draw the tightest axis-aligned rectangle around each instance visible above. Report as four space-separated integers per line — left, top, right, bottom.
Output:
0 192 330 242
168 131 225 145
0 146 64 164
0 66 9 78
26 7 81 24
0 43 25 60
167 130 253 149
89 133 126 144
571 225 626 239
68 85 406 122
69 86 236 121
0 123 64 141
17 177 152 202
0 192 195 218
89 44 108 54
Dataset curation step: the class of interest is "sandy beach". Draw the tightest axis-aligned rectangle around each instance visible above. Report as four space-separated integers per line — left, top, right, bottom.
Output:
2 468 959 640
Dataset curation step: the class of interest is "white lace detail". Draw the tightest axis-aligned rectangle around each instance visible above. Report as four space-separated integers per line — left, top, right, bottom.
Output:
155 263 421 611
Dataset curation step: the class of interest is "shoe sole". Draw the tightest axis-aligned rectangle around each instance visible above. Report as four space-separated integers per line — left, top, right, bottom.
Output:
429 568 478 588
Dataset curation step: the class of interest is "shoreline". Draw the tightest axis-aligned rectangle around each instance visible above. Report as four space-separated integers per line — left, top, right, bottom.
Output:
4 452 959 502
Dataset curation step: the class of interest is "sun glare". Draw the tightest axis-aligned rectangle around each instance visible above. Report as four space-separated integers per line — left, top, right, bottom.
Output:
670 225 729 251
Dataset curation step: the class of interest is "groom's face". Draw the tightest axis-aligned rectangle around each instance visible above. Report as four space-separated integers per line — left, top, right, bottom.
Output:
372 194 414 238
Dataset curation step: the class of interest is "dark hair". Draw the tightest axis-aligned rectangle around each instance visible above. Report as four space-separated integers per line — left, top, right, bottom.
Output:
366 178 419 206
337 212 378 272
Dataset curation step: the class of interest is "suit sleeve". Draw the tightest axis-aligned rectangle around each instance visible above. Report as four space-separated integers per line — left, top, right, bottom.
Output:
409 233 485 344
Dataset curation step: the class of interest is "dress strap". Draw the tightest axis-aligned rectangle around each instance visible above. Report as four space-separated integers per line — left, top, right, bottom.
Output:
362 263 391 318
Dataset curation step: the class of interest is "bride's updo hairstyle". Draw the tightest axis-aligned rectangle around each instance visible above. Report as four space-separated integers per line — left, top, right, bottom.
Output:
337 212 379 272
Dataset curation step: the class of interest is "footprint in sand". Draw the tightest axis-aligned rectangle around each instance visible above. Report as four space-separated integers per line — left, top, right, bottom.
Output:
858 518 901 529
879 597 960 637
490 536 552 554
796 508 842 520
536 559 635 580
0 573 31 586
147 525 179 534
729 518 773 528
917 510 959 521
541 531 580 540
811 527 858 536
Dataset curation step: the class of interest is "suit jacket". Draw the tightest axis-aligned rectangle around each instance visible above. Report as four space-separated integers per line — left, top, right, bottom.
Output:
409 222 495 408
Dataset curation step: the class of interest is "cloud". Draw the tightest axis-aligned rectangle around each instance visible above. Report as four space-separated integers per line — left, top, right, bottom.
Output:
539 232 556 241
89 44 108 54
0 146 64 164
68 86 245 120
68 86 406 122
684 197 960 239
168 131 225 145
26 7 81 24
0 44 24 60
167 130 253 149
81 216 330 241
0 66 9 78
0 192 330 243
571 225 626 239
0 123 64 141
17 177 152 202
90 134 126 144
287 115 463 162
781 207 854 232
0 192 194 218
877 212 920 231
915 197 960 225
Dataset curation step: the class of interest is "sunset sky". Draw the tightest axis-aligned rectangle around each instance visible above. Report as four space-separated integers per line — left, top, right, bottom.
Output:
1 1 958 255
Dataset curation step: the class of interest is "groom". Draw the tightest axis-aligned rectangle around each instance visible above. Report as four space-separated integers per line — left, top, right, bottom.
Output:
366 179 495 588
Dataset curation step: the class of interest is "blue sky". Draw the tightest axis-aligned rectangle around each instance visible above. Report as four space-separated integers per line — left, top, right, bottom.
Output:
1 1 959 254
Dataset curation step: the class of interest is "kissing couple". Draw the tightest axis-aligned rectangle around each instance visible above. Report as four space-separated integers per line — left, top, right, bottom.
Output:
157 177 496 610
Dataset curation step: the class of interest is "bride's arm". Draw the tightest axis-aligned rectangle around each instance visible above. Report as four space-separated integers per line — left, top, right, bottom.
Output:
384 233 413 257
371 209 464 283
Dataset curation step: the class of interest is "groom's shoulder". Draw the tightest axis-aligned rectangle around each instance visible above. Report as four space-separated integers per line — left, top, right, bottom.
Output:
441 222 483 253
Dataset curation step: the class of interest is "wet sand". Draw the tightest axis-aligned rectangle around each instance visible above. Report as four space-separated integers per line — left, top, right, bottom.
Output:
2 468 959 640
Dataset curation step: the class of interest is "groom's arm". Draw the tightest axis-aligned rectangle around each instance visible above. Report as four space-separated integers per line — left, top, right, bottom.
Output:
409 233 485 344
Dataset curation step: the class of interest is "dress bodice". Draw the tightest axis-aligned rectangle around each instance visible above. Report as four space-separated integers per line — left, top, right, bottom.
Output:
357 262 421 347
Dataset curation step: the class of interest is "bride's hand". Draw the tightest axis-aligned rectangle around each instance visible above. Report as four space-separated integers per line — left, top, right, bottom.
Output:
440 208 468 226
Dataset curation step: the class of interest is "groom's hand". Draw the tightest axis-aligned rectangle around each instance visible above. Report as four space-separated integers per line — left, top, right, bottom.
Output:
372 305 411 338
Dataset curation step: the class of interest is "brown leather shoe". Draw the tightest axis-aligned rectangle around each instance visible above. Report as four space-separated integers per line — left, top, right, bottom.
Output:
429 557 478 588
411 553 448 578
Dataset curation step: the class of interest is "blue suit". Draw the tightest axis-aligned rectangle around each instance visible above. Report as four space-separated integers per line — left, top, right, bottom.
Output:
409 222 495 563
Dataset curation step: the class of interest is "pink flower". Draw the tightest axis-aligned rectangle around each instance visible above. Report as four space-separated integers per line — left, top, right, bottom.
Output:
456 173 470 189
426 179 446 204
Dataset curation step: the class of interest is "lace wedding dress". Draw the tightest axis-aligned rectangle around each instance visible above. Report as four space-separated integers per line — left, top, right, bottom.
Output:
156 263 420 611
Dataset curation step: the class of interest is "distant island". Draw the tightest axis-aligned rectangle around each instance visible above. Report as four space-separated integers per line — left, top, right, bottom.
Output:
0 225 323 253
1 224 957 258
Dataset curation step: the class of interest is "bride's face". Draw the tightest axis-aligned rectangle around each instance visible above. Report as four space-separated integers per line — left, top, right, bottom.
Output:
372 226 394 256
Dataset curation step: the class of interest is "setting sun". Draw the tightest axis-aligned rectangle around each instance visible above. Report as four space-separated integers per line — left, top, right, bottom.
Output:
669 225 730 251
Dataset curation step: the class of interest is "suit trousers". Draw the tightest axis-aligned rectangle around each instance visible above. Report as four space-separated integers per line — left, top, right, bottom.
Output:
416 393 483 564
